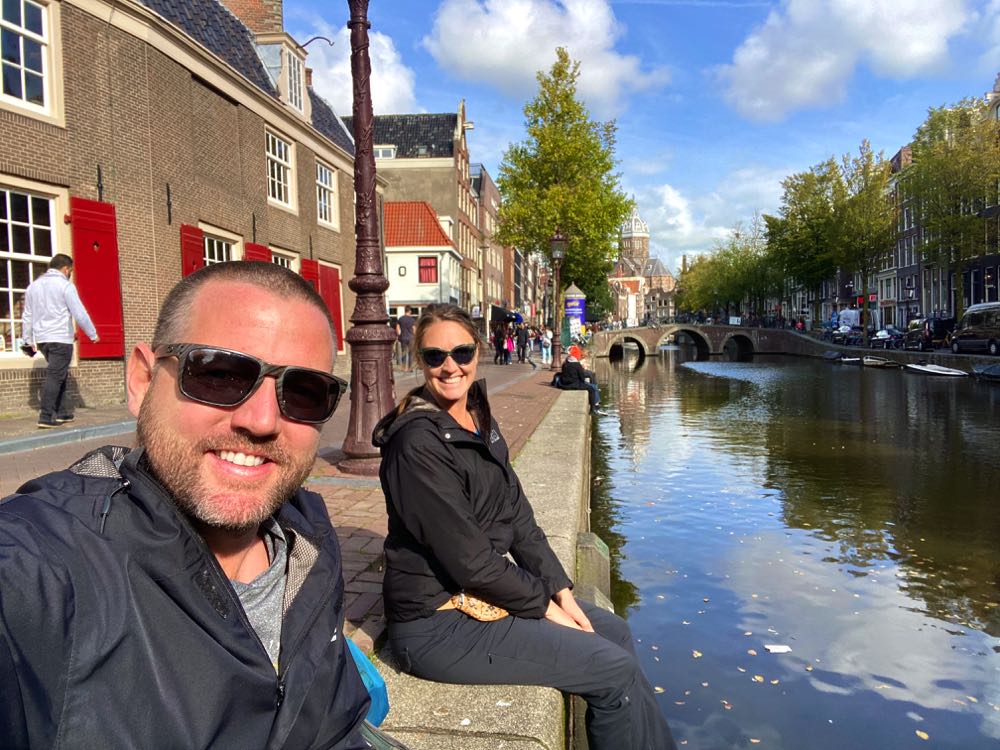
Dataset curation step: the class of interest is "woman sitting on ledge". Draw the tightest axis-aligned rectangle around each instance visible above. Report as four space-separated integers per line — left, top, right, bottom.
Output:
373 304 676 750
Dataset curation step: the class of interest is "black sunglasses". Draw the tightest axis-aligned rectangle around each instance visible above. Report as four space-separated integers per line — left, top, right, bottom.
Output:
154 344 347 424
418 343 478 368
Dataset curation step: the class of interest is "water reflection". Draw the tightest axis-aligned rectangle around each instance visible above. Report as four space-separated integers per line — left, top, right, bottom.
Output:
590 348 1000 749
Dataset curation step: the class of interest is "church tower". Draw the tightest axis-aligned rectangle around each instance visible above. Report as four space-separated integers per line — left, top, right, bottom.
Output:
619 205 650 267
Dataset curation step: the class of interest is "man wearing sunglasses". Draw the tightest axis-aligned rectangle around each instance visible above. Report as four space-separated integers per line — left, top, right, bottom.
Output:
0 262 375 749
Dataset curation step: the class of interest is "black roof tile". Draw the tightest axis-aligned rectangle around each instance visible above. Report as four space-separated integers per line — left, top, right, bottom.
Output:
342 113 457 158
138 0 276 96
309 89 354 156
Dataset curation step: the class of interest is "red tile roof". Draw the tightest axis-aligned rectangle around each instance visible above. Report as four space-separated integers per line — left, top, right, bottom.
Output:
385 202 455 248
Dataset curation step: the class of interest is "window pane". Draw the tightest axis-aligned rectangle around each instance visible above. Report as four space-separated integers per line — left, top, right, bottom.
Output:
0 257 7 287
0 223 7 253
24 70 41 104
11 224 28 252
30 196 48 225
24 1 41 35
2 0 20 27
1 62 20 98
9 191 27 222
32 226 50 255
11 258 30 288
23 38 40 72
1 29 19 64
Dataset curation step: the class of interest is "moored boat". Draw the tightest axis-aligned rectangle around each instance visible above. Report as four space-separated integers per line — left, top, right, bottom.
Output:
903 362 967 377
862 356 900 368
972 363 1000 382
840 356 862 365
822 351 842 361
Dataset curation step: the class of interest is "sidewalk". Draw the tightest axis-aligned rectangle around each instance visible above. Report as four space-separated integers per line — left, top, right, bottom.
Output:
0 359 563 653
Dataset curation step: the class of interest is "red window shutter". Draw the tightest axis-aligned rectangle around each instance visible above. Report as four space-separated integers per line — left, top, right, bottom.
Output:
318 264 345 352
300 259 320 292
70 197 125 359
243 242 270 262
180 225 205 277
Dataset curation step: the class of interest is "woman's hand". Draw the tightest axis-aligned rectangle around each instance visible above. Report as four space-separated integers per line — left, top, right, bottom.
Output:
553 588 594 633
544 600 584 630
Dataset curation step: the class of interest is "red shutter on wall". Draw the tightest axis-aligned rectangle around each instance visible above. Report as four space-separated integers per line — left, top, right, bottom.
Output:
300 259 320 291
243 243 270 262
180 225 205 277
318 264 345 352
70 197 125 359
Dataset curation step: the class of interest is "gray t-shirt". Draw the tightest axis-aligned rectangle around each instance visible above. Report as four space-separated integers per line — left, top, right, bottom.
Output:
231 518 287 672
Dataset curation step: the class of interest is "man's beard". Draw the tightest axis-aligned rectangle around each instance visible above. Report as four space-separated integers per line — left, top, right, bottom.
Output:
135 393 314 534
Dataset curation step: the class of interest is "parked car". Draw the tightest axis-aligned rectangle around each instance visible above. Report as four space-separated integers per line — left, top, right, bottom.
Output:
869 325 905 349
903 317 956 352
951 302 1000 355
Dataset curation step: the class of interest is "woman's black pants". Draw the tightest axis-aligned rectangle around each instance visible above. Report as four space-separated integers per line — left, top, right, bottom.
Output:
387 600 676 750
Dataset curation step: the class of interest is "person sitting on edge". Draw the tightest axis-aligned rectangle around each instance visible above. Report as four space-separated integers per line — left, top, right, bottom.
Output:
373 304 675 750
560 344 606 415
0 261 384 749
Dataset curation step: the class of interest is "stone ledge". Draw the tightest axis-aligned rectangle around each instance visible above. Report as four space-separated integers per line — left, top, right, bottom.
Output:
375 390 591 749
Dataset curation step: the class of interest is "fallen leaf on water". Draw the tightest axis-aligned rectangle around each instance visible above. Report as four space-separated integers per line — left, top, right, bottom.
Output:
674 701 686 706
651 645 659 651
753 675 765 683
692 650 703 658
703 597 710 602
738 667 747 673
915 730 929 741
750 739 761 744
952 699 966 706
744 631 753 637
701 682 709 688
654 686 665 694
682 620 692 625
805 665 814 672
967 696 979 703
770 679 780 685
748 649 758 656
764 644 792 654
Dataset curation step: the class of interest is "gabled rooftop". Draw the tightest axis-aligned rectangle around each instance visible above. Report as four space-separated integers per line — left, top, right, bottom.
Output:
385 202 455 248
343 113 458 158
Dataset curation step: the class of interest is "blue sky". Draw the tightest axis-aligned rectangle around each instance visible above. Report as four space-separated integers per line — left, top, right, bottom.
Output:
286 0 1000 275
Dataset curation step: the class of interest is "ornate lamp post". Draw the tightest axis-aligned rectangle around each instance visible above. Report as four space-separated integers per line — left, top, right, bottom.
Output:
339 0 396 475
549 229 567 370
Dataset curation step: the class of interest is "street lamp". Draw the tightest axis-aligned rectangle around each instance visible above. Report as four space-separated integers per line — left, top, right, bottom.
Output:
550 228 567 370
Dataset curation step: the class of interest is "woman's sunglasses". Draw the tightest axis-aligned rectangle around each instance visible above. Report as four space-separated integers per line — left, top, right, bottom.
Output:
418 344 478 368
154 343 347 424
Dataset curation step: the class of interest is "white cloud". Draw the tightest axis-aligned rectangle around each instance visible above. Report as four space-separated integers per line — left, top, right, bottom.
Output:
983 0 1000 71
632 165 788 273
422 0 668 118
292 20 419 116
717 0 972 122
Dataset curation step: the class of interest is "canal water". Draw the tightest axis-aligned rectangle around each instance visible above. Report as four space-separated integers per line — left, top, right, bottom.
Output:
590 347 1000 750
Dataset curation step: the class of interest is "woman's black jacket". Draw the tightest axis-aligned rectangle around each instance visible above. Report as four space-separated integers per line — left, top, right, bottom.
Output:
373 381 572 623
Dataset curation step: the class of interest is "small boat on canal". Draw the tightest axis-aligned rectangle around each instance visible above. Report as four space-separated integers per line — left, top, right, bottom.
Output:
973 363 1000 382
822 351 842 361
839 356 863 365
903 362 967 377
862 356 900 368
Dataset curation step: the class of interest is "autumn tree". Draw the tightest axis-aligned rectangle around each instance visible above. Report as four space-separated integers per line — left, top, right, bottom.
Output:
905 98 1000 319
835 141 897 329
496 48 632 314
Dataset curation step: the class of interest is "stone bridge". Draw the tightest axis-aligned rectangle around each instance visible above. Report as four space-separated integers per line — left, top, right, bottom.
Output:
590 324 813 359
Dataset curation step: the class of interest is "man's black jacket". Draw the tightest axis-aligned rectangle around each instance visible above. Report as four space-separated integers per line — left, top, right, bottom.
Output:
559 359 594 389
0 446 370 749
373 381 572 623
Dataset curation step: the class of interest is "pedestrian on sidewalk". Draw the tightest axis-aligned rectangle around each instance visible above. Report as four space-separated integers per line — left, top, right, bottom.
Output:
516 322 529 363
504 327 514 365
21 253 100 429
492 323 505 365
373 304 676 750
396 306 417 371
0 261 388 749
540 325 553 365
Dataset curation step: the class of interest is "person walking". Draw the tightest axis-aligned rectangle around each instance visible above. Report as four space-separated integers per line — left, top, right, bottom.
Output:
493 323 505 365
541 326 553 365
516 323 529 364
21 254 99 428
396 306 417 371
504 327 514 365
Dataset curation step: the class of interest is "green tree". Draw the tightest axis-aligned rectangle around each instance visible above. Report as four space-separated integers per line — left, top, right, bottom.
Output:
835 141 897 329
906 98 1000 319
765 159 842 322
496 48 632 311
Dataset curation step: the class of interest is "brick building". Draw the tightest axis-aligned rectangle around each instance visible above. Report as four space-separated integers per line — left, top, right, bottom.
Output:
0 0 358 414
344 103 482 314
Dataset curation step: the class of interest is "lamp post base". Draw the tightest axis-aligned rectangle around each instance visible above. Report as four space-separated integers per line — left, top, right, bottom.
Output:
551 341 562 370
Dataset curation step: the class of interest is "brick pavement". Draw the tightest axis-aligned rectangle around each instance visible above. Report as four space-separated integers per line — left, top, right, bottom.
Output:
0 360 564 652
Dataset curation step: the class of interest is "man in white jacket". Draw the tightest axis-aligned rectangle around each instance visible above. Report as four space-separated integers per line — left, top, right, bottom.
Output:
22 254 99 428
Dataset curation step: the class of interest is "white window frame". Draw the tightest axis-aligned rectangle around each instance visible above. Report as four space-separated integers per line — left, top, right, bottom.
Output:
285 48 303 112
269 246 299 272
197 222 242 266
373 145 396 159
315 160 339 231
266 129 296 211
0 0 63 123
0 177 68 363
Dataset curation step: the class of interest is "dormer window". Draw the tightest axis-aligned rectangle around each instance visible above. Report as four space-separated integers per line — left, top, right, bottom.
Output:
374 145 396 159
255 33 309 120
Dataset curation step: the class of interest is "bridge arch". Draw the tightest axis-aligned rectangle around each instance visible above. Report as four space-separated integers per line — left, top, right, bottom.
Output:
721 332 755 361
666 327 711 360
605 334 650 363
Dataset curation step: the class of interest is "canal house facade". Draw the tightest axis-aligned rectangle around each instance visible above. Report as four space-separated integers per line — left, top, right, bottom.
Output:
0 0 358 414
